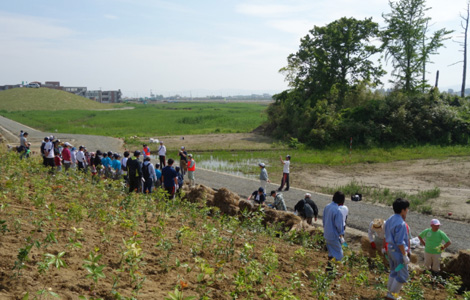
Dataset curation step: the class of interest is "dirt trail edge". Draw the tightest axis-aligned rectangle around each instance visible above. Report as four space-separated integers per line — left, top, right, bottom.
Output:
1 115 468 253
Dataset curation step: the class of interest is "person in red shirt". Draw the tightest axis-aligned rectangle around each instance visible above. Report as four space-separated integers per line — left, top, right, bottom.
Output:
61 142 73 171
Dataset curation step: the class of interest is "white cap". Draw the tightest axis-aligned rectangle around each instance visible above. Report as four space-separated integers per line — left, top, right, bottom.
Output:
181 146 185 149
305 193 311 198
431 219 441 226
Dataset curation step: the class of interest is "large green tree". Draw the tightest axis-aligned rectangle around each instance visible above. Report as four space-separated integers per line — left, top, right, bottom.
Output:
280 17 384 107
381 0 452 93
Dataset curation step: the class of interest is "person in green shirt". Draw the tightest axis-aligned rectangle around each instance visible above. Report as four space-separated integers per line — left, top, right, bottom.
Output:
418 219 451 274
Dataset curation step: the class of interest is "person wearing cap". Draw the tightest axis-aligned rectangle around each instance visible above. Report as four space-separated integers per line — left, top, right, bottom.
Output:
295 193 319 225
44 136 55 170
323 191 346 270
158 141 167 169
248 187 266 205
418 219 451 275
368 218 386 255
70 147 77 169
187 154 196 187
179 146 188 176
269 190 287 211
384 198 410 300
17 132 29 159
62 142 73 171
259 163 270 191
277 155 290 191
127 150 143 193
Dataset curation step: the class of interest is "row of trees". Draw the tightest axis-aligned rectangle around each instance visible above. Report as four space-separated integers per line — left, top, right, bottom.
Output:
266 0 470 147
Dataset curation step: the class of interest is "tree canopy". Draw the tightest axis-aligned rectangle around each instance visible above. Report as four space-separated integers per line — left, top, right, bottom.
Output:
280 17 384 107
381 0 452 93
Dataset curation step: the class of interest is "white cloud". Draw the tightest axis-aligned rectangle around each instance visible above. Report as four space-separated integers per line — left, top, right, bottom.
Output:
104 14 118 20
0 12 75 41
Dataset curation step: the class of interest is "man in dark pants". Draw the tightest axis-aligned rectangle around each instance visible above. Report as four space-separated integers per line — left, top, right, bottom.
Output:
127 150 143 193
277 155 290 191
161 158 178 198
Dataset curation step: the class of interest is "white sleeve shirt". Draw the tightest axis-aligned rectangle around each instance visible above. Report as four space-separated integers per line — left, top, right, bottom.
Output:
158 145 166 156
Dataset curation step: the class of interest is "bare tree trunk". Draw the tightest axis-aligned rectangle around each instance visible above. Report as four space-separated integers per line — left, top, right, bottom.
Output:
461 2 469 97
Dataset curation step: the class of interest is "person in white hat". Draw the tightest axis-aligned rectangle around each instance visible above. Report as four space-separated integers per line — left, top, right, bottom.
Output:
258 163 270 190
418 219 451 275
61 142 73 171
368 218 386 255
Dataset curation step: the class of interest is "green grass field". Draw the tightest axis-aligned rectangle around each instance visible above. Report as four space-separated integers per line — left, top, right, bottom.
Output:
0 88 110 111
2 102 268 137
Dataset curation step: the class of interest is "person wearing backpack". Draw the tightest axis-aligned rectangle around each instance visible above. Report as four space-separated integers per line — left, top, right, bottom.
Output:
142 156 157 193
127 151 143 193
294 193 318 225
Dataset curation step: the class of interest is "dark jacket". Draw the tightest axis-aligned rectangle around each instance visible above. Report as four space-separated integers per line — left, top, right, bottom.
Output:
294 198 319 218
251 190 266 204
127 157 142 179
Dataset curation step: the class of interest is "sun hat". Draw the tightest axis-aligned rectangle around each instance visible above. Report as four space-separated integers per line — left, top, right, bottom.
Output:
188 154 193 157
259 163 265 167
431 219 441 226
181 146 185 149
64 142 73 147
305 193 311 198
372 219 384 228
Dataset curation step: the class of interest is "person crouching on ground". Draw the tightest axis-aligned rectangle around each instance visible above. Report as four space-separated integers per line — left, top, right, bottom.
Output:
295 193 318 225
418 219 451 276
368 218 386 256
384 198 410 300
323 191 346 271
248 187 266 205
269 190 286 211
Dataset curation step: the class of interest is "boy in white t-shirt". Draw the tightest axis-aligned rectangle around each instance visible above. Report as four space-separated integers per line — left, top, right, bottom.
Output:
277 155 290 191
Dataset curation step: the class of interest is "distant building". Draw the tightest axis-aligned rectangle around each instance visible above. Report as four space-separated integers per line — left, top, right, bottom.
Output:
85 90 122 103
0 84 22 91
43 81 62 90
63 86 87 97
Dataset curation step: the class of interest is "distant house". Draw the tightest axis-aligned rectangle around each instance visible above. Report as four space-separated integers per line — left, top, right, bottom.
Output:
43 81 62 90
85 89 122 103
63 86 87 97
0 84 21 91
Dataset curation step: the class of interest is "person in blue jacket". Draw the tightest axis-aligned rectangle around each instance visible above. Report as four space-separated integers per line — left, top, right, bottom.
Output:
323 191 345 272
384 198 410 300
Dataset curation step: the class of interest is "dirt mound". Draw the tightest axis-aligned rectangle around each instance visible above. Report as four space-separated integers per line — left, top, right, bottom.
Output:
183 184 215 206
442 250 470 289
238 199 254 213
264 209 302 231
213 188 240 216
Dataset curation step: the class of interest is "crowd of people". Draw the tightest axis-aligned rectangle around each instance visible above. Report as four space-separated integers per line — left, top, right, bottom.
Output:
14 133 454 300
33 134 197 197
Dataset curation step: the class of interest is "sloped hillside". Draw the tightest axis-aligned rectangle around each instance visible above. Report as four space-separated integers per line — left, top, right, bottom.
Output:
0 88 108 111
0 147 463 299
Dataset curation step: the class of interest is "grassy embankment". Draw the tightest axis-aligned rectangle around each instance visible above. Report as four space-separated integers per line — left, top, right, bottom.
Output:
0 145 464 299
0 88 111 111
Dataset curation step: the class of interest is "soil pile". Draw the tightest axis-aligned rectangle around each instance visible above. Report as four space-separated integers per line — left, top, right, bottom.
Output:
212 187 240 216
182 184 215 206
443 250 470 289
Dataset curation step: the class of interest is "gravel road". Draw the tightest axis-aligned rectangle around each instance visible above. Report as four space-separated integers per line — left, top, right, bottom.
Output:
1 114 468 253
195 168 469 254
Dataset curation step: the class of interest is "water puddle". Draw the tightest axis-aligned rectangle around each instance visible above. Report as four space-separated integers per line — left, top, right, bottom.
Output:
150 154 263 179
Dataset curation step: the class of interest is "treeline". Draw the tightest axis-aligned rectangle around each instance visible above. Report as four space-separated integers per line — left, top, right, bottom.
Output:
266 88 470 147
265 0 470 147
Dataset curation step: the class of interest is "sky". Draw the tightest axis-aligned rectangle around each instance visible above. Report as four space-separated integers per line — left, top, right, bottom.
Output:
0 0 467 97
